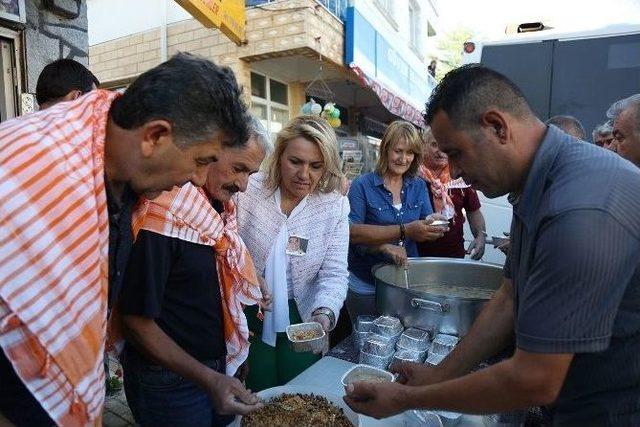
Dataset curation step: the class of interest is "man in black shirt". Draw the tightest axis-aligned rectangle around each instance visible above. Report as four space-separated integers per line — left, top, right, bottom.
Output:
119 119 270 426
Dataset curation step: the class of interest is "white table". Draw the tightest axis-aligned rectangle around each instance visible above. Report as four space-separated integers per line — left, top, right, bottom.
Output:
287 356 486 426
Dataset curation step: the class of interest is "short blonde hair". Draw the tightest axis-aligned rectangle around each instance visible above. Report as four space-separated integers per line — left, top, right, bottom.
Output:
375 120 423 177
264 115 343 193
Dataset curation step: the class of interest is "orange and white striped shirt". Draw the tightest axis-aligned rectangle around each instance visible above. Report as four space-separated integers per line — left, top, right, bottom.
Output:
0 90 119 426
131 184 262 375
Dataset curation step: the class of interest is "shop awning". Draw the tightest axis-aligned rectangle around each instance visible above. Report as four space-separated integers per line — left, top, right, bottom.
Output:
350 65 425 128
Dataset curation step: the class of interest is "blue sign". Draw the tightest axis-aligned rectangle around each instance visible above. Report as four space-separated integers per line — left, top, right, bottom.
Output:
345 6 431 110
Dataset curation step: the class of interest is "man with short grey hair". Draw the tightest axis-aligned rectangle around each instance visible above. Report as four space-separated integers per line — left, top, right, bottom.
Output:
545 115 586 140
118 115 270 426
592 121 615 150
607 93 640 166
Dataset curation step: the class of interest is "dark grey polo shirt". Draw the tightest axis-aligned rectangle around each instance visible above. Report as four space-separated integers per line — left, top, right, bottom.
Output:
505 125 640 426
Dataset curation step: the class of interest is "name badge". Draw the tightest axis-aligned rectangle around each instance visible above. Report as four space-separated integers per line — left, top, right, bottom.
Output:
286 235 308 256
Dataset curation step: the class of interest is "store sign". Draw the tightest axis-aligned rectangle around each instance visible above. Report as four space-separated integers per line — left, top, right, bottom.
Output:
345 6 433 123
0 0 26 24
174 0 245 45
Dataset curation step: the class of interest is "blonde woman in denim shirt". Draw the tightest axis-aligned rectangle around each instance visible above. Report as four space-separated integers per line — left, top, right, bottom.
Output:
347 121 448 321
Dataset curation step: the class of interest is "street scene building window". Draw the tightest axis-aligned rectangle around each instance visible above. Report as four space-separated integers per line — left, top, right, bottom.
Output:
250 71 289 137
374 0 397 29
409 0 422 51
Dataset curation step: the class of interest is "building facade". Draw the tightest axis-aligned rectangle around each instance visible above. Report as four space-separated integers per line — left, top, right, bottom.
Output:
0 0 90 122
88 0 438 142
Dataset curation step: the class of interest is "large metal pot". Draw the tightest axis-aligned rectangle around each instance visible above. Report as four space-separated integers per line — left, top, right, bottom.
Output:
374 258 503 337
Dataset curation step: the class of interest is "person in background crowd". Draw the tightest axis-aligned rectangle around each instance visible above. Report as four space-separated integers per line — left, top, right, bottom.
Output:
235 116 350 392
428 60 437 78
0 52 248 426
344 64 640 426
118 116 271 426
545 115 586 139
592 121 616 150
346 121 448 322
418 127 486 259
36 58 100 109
607 93 640 167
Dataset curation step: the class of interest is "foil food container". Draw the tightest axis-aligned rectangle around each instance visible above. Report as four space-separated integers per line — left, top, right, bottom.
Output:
395 344 427 363
425 351 446 366
397 327 431 352
340 364 395 387
362 333 394 356
431 334 459 356
355 315 376 333
404 410 444 427
392 348 424 365
434 410 462 426
372 315 403 338
359 347 394 370
286 322 326 353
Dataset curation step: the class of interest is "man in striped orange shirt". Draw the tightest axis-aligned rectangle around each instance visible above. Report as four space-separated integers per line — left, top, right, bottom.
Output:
0 53 250 426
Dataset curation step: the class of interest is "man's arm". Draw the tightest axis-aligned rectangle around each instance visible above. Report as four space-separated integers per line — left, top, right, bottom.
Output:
393 278 515 386
467 209 486 240
464 189 486 259
350 218 448 246
122 316 261 415
465 209 486 259
345 349 573 418
411 350 573 413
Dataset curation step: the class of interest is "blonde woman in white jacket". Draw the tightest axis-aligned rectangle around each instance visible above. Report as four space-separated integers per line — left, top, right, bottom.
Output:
235 115 349 391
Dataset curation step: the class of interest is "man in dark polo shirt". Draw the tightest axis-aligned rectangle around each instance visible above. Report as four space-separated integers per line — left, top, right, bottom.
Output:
344 64 640 426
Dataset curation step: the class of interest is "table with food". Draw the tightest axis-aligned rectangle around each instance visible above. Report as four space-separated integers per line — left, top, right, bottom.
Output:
231 258 544 427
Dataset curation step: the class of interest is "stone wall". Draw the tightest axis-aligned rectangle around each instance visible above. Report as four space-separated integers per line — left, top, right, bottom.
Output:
25 0 89 92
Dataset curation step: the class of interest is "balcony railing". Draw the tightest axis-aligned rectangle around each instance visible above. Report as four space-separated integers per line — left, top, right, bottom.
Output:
245 0 347 22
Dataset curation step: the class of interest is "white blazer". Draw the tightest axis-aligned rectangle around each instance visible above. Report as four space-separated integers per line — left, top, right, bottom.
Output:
235 173 350 323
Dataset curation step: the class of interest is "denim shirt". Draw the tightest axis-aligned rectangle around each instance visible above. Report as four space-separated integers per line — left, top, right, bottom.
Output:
348 172 433 287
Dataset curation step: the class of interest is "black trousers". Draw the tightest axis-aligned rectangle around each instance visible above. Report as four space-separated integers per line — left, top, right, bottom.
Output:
0 348 56 426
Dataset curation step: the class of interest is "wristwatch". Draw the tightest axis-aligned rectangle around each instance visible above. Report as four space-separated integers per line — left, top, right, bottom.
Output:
312 307 336 330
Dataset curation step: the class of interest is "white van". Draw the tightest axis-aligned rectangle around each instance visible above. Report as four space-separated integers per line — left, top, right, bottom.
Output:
460 23 640 265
